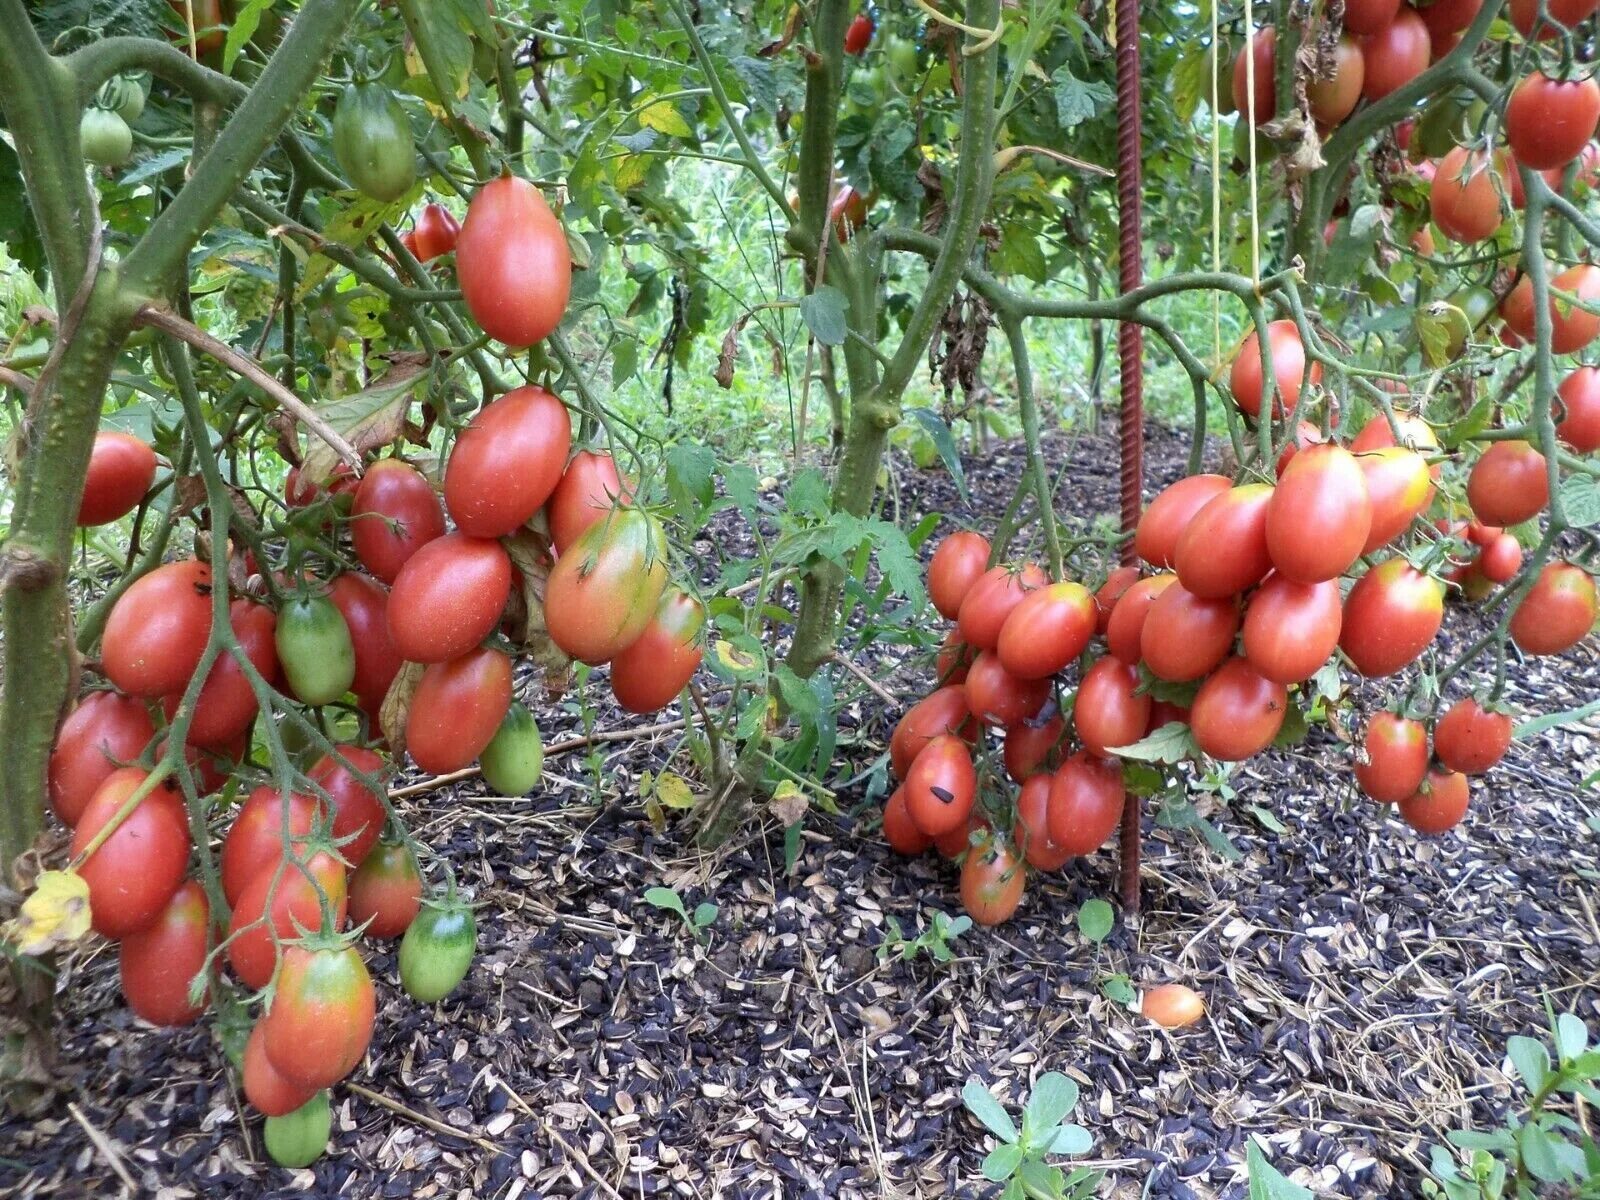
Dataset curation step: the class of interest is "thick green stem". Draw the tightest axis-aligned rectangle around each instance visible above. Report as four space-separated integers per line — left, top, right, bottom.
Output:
1000 313 1063 577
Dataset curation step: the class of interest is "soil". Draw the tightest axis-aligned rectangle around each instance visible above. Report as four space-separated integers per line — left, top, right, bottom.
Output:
3 422 1598 1200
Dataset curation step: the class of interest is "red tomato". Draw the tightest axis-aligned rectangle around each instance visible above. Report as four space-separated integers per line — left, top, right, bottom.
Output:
928 531 992 620
350 460 445 584
1505 72 1600 172
386 533 513 664
349 840 423 937
1501 265 1600 353
1434 698 1512 775
243 1021 317 1117
1242 575 1342 684
1417 0 1481 39
903 734 977 837
1478 534 1523 584
455 175 571 348
1344 0 1401 34
227 850 348 990
1307 35 1365 126
1350 412 1438 457
1231 28 1277 123
1339 558 1444 675
829 187 869 240
443 385 572 539
964 651 1050 728
1510 562 1596 655
71 767 190 939
327 573 404 718
1004 711 1067 784
1359 8 1430 102
1430 147 1509 243
1357 447 1433 552
1276 421 1328 477
220 786 319 907
1175 484 1275 598
1147 699 1191 733
1355 712 1428 803
48 691 155 827
1136 475 1232 567
1106 573 1176 663
118 880 209 1026
1045 751 1125 855
78 431 157 526
262 943 376 1089
1266 444 1372 583
844 11 874 54
1140 584 1240 682
882 785 933 855
1465 520 1501 546
611 587 705 713
308 746 388 867
936 632 977 685
1074 656 1151 757
1229 321 1319 418
101 560 214 697
1094 565 1141 633
959 835 1026 927
165 600 277 749
1013 775 1072 870
1467 440 1548 527
285 463 357 509
997 581 1096 679
1510 0 1599 36
890 687 978 778
1190 657 1288 761
411 203 461 262
406 646 513 773
934 811 990 859
1557 366 1600 453
957 564 1048 651
1398 768 1470 834
545 509 670 665
549 450 633 554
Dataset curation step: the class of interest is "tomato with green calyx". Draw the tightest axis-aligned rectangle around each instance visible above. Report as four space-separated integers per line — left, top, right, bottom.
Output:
410 203 461 262
49 691 156 828
80 108 132 167
1136 475 1231 568
890 686 978 779
610 587 706 714
1339 558 1443 676
1229 321 1316 418
276 593 356 706
549 450 633 554
98 74 145 124
400 896 478 1003
350 460 445 585
119 880 209 1026
443 385 571 539
406 646 513 774
959 835 1026 927
262 942 375 1089
1510 562 1597 656
1357 447 1433 552
1140 584 1239 683
386 532 513 664
102 559 213 698
1434 698 1512 775
244 1021 316 1118
169 600 278 750
928 531 992 619
332 80 415 202
1505 72 1600 172
957 564 1048 652
882 785 932 855
997 581 1096 680
1430 147 1509 245
72 768 190 939
455 174 572 348
308 746 388 867
545 509 670 665
349 839 422 938
220 786 319 907
1045 751 1125 855
903 734 978 837
1350 412 1438 457
1398 768 1470 834
227 850 348 990
1266 444 1372 583
1242 575 1341 684
326 573 403 720
264 1090 332 1169
78 431 156 526
1189 657 1287 761
1074 656 1151 757
1004 710 1067 784
1467 441 1548 528
1355 712 1428 804
1106 573 1175 663
1175 484 1275 599
1013 773 1071 870
1500 264 1600 354
479 702 544 794
963 651 1050 728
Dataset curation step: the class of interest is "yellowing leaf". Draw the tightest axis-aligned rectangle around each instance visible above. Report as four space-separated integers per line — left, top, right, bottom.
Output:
638 99 693 138
615 155 651 192
298 355 430 485
8 871 91 956
656 772 697 810
769 779 808 827
712 640 760 677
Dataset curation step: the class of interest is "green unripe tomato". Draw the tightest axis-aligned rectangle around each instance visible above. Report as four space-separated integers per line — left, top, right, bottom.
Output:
264 1091 331 1168
332 81 416 203
80 108 133 168
479 703 543 795
399 901 477 1004
275 594 357 706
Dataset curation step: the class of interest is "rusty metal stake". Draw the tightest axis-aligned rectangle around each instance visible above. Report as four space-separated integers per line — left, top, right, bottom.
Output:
1114 0 1146 915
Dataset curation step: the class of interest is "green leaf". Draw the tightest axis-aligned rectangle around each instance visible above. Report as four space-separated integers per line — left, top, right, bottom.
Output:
224 0 274 73
1513 697 1600 740
1272 702 1310 749
1518 1123 1568 1183
1310 661 1343 704
1045 1124 1093 1156
1558 476 1600 528
1554 1013 1589 1062
799 284 849 346
1109 722 1196 763
1024 1072 1080 1131
905 408 969 504
642 887 687 920
961 1078 1019 1143
1100 973 1137 1008
731 56 779 112
1076 898 1115 944
666 443 717 522
117 147 191 188
1508 1035 1552 1092
1248 804 1288 834
1247 1138 1314 1200
982 1144 1025 1181
691 902 719 929
1051 64 1113 129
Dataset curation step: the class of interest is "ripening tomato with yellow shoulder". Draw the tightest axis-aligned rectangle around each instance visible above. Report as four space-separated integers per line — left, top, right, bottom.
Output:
1135 474 1231 568
1339 558 1444 677
1265 444 1372 583
957 563 1047 651
610 587 705 714
1229 320 1319 418
959 834 1026 926
1356 447 1434 552
1510 562 1597 656
544 508 670 665
996 580 1095 679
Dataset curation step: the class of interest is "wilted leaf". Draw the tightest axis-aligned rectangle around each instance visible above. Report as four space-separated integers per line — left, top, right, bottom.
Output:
299 355 430 485
380 661 426 758
502 526 572 681
770 779 809 827
7 870 91 956
656 772 698 810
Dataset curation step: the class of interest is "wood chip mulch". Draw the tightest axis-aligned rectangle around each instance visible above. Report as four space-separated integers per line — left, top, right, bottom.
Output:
3 422 1597 1200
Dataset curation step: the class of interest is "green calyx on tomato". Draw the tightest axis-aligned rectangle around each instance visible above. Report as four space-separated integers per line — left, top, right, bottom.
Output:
479 703 544 796
264 1090 332 1169
276 592 357 706
399 892 478 1004
332 80 416 203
